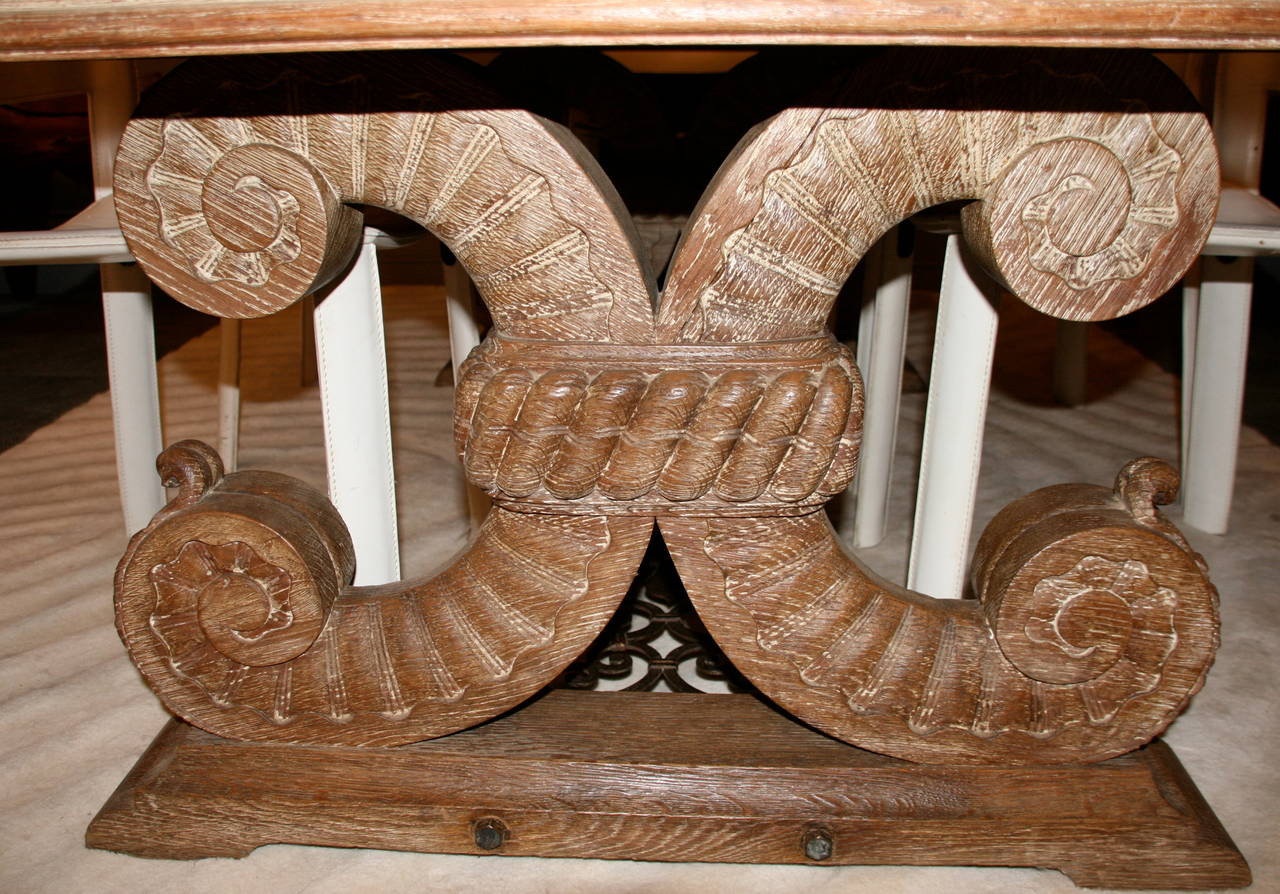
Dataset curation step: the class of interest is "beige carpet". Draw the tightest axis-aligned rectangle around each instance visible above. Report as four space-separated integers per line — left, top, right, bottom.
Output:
2 283 1276 893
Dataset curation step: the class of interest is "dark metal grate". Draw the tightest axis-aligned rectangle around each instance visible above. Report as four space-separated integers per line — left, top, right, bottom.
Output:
562 536 753 694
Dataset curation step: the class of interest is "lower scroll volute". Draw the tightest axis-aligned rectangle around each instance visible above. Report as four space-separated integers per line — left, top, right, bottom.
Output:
116 442 651 746
662 458 1219 765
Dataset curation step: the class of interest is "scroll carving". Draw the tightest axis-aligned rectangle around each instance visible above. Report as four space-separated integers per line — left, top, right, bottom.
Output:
659 51 1217 339
113 49 1222 762
115 53 655 341
663 458 1217 764
117 441 649 744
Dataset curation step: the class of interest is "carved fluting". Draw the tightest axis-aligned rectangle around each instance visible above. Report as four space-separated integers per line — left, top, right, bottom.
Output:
114 52 655 342
111 53 662 744
116 442 651 744
645 50 1222 765
111 50 1223 761
664 458 1219 764
659 50 1218 342
454 336 862 515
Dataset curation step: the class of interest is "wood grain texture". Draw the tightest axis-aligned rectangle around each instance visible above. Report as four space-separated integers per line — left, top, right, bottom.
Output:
85 690 1251 889
110 50 1223 764
114 51 655 341
117 442 651 745
661 49 1219 333
663 458 1220 765
3 0 1280 61
454 335 862 516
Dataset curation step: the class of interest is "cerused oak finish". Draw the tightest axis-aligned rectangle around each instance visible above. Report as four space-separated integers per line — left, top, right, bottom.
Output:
87 690 1251 889
92 47 1247 885
3 0 1280 61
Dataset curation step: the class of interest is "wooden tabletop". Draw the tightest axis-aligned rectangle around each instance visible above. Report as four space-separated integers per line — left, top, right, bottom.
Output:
1 0 1279 61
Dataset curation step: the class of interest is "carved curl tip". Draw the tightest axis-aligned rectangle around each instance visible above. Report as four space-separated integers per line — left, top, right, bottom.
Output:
1115 456 1207 572
1115 456 1180 519
156 440 225 505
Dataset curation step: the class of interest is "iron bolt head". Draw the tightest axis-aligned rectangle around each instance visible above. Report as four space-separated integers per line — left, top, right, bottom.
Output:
802 826 834 861
473 817 509 851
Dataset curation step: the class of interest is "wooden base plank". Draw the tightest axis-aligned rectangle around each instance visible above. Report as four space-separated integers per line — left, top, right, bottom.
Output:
86 690 1250 889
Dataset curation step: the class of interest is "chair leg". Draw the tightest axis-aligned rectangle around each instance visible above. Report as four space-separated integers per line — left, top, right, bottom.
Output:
1052 320 1090 407
1182 256 1252 535
849 228 912 549
83 60 135 202
217 318 241 473
313 237 400 585
907 235 1000 600
1180 260 1202 470
101 263 165 533
89 62 164 534
443 248 491 534
853 230 884 379
835 230 882 545
299 295 318 387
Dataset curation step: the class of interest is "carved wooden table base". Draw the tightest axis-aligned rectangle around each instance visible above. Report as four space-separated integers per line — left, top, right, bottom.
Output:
88 691 1250 889
90 48 1249 886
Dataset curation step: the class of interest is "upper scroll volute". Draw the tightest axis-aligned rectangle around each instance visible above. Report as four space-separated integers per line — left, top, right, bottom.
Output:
113 52 656 344
116 50 1217 352
659 49 1218 343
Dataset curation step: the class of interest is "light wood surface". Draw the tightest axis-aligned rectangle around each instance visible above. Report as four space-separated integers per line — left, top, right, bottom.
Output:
109 49 1224 765
80 36 1250 883
2 0 1280 61
85 690 1251 889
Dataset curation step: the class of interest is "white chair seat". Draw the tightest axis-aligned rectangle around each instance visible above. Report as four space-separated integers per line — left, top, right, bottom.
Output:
0 195 131 265
1203 185 1280 255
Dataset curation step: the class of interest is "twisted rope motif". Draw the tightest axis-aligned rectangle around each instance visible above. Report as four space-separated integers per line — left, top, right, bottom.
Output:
455 337 862 515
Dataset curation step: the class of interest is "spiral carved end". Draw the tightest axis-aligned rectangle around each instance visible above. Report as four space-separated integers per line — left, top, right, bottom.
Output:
962 101 1218 322
971 460 1218 750
156 439 225 507
117 452 357 736
1115 456 1179 517
116 122 363 318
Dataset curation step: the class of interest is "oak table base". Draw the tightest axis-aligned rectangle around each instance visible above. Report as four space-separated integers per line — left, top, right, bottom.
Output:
86 690 1249 889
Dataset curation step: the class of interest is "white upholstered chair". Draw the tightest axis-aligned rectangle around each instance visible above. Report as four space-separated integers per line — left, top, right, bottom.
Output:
0 60 164 534
0 60 413 590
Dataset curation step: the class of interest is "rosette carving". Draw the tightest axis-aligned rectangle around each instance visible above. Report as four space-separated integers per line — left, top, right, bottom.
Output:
144 137 359 308
659 49 1217 341
152 540 298 667
1011 555 1175 685
656 50 1219 764
114 52 654 339
117 442 650 744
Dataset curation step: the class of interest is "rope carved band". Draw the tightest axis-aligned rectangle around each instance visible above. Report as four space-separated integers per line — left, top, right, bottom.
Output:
454 336 863 516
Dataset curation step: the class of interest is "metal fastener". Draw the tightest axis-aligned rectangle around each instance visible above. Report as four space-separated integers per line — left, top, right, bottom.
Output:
802 826 834 861
472 817 509 851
